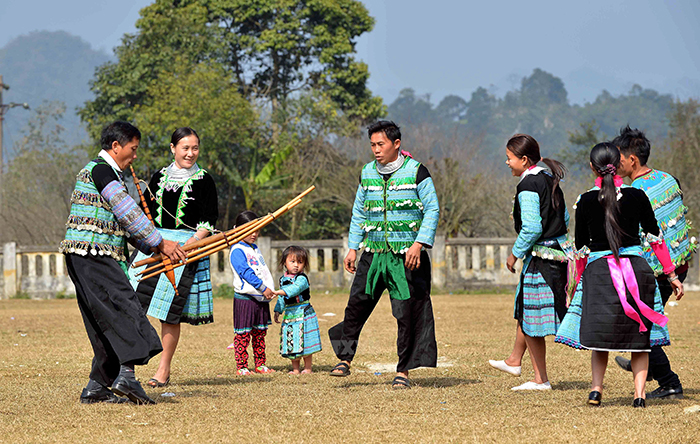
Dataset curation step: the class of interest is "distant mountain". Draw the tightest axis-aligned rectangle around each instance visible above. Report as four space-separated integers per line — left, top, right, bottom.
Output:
0 31 112 151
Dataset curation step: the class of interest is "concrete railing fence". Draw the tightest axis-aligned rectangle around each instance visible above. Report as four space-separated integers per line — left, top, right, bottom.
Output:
2 237 698 299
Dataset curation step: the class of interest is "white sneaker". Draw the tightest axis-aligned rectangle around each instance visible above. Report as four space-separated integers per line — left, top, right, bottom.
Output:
511 381 552 391
488 360 522 376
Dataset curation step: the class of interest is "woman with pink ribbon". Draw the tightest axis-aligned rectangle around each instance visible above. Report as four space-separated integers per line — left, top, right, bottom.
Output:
555 142 683 408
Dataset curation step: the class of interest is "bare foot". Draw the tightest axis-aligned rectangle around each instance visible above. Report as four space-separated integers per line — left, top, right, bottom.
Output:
288 370 300 375
301 369 313 374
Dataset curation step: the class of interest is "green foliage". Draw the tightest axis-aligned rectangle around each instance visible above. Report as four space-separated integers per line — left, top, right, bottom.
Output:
213 284 236 299
386 69 675 166
561 120 606 172
79 0 385 231
54 291 75 300
11 292 30 300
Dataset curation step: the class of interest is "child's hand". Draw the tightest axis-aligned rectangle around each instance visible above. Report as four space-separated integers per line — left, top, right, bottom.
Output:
274 312 281 323
263 287 275 300
273 289 286 296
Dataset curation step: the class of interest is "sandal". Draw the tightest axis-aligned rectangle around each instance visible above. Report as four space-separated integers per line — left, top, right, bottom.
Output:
392 376 411 390
255 366 275 374
146 376 170 388
237 368 252 376
329 362 351 377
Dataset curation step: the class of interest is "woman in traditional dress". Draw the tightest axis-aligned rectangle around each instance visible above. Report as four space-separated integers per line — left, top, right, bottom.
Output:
555 142 683 407
489 134 570 391
128 127 218 387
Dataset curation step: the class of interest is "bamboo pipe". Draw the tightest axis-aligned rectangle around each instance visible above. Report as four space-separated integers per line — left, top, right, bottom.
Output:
135 197 303 278
137 198 303 279
132 217 259 268
137 186 313 280
138 201 295 282
130 165 179 294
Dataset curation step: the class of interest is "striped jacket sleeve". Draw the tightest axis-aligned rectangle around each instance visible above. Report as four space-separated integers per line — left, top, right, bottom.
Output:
415 176 440 247
101 180 162 252
348 184 367 250
512 191 542 259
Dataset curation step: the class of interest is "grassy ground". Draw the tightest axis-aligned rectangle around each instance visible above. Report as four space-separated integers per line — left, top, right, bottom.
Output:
1 293 700 443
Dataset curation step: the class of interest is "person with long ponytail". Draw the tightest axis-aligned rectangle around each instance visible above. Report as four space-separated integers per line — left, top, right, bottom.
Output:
555 142 683 408
489 134 571 391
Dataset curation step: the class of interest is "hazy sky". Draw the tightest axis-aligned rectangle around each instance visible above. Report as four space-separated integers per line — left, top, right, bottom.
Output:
1 0 699 104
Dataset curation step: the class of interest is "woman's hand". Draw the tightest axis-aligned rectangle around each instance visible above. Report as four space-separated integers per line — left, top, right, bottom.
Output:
506 253 518 274
671 279 685 300
184 236 198 246
263 287 275 300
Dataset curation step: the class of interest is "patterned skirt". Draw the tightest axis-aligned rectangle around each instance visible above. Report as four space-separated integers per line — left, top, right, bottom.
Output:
128 228 213 325
279 302 323 359
555 256 670 352
514 256 568 337
234 294 272 334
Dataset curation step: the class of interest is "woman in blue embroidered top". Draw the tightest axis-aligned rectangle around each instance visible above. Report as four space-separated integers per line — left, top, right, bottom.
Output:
489 134 570 391
127 127 218 387
555 142 683 408
273 246 322 374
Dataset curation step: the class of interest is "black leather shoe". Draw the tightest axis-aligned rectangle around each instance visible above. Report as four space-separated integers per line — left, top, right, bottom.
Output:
588 391 602 406
647 385 684 399
614 356 653 381
112 375 156 405
633 398 646 408
80 385 129 404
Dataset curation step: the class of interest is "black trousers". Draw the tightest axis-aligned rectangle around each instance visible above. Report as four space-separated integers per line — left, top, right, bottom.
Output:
329 251 438 373
649 271 686 388
66 254 163 387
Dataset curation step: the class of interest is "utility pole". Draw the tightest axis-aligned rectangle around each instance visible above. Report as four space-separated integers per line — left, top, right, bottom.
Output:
0 75 31 220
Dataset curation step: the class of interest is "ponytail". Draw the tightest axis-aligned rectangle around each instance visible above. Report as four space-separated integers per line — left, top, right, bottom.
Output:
506 134 567 209
590 143 624 261
540 157 566 209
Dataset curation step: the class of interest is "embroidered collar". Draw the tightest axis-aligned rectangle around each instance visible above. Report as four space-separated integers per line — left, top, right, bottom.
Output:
165 162 201 182
98 150 123 172
154 162 207 227
376 154 405 175
518 165 544 182
632 168 654 181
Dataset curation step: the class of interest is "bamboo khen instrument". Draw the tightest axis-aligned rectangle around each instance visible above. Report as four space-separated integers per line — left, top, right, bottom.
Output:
130 165 180 295
135 185 315 282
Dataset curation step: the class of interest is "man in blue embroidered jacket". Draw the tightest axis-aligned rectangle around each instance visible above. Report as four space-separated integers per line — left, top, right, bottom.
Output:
60 121 186 405
328 120 440 389
614 125 695 400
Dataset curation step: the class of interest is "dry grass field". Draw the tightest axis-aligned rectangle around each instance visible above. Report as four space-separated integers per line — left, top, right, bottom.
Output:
1 292 700 443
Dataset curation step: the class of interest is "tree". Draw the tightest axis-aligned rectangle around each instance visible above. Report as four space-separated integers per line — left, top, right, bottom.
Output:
79 0 385 234
0 102 88 244
560 120 606 173
656 99 700 224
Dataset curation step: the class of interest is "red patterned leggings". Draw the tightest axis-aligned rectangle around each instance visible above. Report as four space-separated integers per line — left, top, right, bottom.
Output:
234 329 267 370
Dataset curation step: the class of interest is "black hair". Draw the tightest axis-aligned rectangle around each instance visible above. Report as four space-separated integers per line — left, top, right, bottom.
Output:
234 210 258 228
611 125 651 165
278 245 310 273
171 127 200 147
590 142 624 261
367 120 401 143
100 121 141 151
506 133 567 209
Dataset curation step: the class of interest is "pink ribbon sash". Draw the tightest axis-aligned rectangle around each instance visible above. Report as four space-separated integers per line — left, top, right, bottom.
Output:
606 257 668 333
